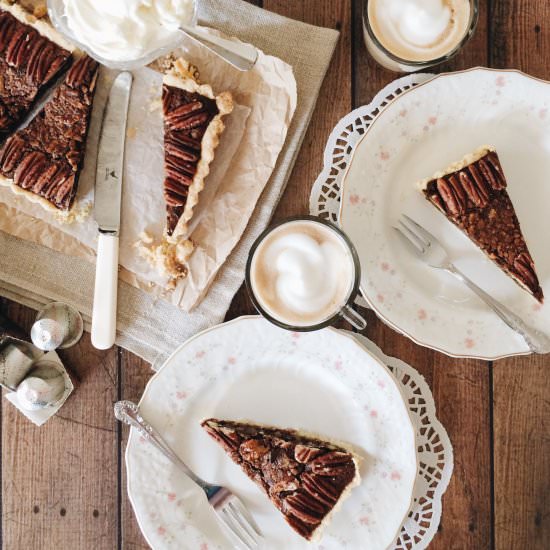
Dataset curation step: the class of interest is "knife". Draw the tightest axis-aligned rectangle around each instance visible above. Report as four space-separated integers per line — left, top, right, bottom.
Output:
91 72 133 350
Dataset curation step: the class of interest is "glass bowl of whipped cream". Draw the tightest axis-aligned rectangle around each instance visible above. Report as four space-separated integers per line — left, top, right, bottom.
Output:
47 0 197 70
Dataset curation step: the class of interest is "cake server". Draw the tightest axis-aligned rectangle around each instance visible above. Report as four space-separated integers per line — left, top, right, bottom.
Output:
91 72 133 350
394 215 550 354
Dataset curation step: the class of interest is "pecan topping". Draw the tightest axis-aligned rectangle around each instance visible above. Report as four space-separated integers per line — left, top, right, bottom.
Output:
201 419 359 541
5 26 30 67
513 252 539 290
422 149 544 303
477 158 500 192
66 56 99 91
162 84 220 235
239 439 269 467
460 166 489 207
309 451 354 477
294 445 323 464
203 424 241 451
14 151 49 189
301 472 339 506
0 135 27 174
484 152 506 189
436 177 463 215
0 12 17 52
284 492 327 524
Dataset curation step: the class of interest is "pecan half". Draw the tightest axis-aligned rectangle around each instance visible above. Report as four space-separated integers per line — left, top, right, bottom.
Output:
309 451 354 477
460 165 490 207
436 177 463 215
284 492 326 524
239 439 269 467
484 152 506 189
294 445 323 464
513 252 539 290
0 135 27 175
301 472 339 506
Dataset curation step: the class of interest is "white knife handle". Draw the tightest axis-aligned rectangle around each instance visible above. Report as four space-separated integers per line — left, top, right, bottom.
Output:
91 233 119 350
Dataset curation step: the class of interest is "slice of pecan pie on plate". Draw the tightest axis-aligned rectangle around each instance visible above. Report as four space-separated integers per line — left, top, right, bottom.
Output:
0 55 99 212
139 59 233 281
0 2 72 140
419 146 544 302
202 418 361 542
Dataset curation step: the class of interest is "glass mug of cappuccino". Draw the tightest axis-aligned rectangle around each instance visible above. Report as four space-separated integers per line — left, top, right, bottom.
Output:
245 216 367 332
363 0 479 72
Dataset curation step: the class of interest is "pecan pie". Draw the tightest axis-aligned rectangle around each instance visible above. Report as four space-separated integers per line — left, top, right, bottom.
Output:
138 59 233 281
420 146 544 302
163 59 233 239
0 55 99 211
0 3 72 140
202 419 360 541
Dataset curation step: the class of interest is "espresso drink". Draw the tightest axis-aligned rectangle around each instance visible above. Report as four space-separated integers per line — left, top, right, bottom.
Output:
249 220 355 327
367 0 471 63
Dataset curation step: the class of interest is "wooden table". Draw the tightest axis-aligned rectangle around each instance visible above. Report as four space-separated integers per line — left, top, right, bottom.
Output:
1 1 549 548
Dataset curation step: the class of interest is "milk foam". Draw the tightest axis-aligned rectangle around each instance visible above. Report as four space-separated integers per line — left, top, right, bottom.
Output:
62 0 195 62
250 221 354 326
368 0 471 62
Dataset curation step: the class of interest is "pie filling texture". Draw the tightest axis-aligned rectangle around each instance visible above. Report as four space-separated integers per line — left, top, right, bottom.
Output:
202 419 360 541
0 8 71 139
422 147 544 302
163 84 219 236
0 55 99 210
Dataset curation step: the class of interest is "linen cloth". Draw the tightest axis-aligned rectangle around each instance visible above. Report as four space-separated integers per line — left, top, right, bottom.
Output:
0 0 339 364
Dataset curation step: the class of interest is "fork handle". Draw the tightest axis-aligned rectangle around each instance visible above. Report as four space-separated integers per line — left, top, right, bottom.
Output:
447 264 550 354
116 401 216 494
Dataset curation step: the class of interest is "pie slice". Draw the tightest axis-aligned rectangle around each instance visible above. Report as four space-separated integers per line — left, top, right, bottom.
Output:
0 55 99 211
202 418 360 541
419 146 544 302
0 3 72 140
163 59 233 239
137 59 233 281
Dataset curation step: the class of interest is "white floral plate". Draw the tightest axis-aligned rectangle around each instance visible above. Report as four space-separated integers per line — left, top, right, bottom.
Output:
340 68 550 359
126 317 417 550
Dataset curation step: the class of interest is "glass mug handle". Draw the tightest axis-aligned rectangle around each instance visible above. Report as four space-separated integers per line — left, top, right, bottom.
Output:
340 304 367 331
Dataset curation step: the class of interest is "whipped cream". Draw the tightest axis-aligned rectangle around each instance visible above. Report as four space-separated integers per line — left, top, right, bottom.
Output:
250 221 354 326
368 0 471 62
61 0 195 62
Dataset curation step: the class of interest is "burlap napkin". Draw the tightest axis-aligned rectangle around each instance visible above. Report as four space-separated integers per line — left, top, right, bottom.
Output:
0 0 339 365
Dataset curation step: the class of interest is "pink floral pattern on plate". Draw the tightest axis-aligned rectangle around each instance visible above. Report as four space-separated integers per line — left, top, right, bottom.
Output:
339 69 550 359
125 318 417 550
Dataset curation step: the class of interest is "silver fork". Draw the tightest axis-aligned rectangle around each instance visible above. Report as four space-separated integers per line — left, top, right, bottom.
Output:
394 215 550 354
114 400 263 549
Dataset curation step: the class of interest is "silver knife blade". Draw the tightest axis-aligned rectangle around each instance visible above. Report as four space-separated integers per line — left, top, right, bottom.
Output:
94 71 133 234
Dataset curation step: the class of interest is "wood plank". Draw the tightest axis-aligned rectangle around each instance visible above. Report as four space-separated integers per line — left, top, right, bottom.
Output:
227 0 353 320
352 2 493 548
490 2 550 548
120 351 154 550
1 301 119 550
